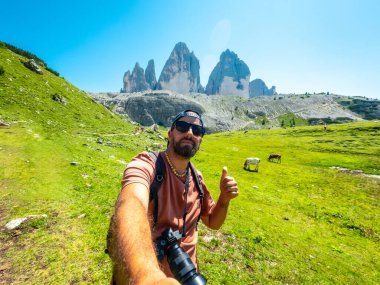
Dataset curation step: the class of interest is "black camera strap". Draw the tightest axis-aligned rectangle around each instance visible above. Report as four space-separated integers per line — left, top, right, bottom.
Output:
149 152 165 226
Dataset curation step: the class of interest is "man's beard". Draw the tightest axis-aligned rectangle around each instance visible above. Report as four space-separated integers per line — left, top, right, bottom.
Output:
173 138 199 158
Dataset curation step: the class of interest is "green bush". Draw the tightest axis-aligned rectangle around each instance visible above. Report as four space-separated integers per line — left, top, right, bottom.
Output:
46 66 60 76
0 65 4 75
1 41 46 67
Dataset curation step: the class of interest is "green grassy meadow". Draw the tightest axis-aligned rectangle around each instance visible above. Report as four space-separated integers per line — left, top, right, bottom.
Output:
194 122 380 284
1 45 380 284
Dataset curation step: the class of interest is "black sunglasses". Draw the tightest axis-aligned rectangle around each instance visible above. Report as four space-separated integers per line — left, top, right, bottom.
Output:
174 121 205 137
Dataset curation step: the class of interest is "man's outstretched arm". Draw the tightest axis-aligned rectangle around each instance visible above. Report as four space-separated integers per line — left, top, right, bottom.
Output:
110 183 179 285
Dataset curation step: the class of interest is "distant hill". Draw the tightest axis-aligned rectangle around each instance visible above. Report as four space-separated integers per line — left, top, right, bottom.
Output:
336 97 380 120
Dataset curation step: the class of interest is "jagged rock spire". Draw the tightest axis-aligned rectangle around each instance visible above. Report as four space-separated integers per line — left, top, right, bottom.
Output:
157 42 202 93
206 49 250 97
145 59 157 90
122 62 150 93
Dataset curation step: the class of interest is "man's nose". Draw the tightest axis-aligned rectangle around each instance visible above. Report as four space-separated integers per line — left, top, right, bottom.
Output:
184 126 195 136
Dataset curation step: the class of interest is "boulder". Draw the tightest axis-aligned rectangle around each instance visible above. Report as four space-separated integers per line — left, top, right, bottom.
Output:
23 59 43 75
122 93 204 127
52 93 66 105
205 49 250 98
157 42 202 93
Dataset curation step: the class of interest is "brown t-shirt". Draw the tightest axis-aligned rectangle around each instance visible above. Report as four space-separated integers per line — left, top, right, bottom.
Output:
121 151 216 276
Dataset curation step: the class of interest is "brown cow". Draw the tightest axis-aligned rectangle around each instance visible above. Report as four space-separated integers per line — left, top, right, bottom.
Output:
268 153 281 163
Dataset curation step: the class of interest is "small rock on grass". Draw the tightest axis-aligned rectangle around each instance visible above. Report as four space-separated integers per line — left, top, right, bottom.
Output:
4 214 48 231
77 213 86 219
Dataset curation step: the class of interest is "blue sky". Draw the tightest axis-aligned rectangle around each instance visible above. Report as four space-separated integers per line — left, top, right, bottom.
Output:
2 0 380 99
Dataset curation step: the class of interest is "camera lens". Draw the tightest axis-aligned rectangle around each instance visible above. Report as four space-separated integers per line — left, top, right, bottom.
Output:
167 244 207 285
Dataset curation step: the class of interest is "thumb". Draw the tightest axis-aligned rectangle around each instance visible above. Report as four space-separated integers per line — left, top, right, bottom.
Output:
221 166 228 180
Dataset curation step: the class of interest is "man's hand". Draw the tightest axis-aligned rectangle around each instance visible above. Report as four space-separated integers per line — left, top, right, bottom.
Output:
219 166 239 205
202 166 239 229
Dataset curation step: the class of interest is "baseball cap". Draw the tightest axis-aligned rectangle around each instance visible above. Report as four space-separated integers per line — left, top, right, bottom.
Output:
171 109 205 128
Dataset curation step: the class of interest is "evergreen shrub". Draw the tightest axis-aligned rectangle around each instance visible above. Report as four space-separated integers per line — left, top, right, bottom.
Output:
46 66 60 76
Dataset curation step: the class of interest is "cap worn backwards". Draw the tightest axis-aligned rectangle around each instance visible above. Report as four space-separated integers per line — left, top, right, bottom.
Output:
171 109 205 128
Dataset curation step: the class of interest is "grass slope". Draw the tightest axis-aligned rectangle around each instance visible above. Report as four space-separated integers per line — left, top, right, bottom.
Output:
0 46 164 283
1 45 380 284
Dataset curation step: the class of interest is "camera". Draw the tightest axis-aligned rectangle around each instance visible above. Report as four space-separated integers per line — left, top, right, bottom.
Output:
155 228 207 285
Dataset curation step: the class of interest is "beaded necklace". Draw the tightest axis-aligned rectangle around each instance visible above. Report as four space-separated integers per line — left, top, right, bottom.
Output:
165 151 187 178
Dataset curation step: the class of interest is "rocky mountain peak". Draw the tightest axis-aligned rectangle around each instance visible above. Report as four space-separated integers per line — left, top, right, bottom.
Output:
145 59 157 90
156 42 202 93
249 78 276 97
122 71 131 93
173 42 188 53
205 49 251 97
122 62 150 93
121 42 276 97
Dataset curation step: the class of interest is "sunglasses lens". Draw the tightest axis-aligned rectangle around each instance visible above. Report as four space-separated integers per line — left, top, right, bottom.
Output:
175 121 190 132
175 121 204 136
192 125 203 136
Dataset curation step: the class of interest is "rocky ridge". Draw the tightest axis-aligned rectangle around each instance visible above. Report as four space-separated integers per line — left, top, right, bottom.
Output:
90 91 362 133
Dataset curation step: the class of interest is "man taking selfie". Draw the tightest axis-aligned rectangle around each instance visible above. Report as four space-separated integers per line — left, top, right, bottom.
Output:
108 110 239 284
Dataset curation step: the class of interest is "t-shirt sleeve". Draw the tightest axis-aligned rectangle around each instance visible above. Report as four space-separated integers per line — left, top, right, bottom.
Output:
121 152 156 190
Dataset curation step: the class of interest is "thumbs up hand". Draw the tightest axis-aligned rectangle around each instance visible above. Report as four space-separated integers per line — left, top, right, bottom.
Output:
219 166 239 204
